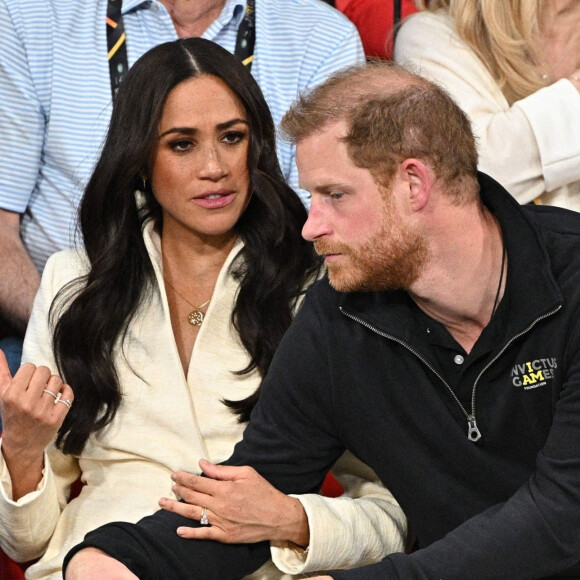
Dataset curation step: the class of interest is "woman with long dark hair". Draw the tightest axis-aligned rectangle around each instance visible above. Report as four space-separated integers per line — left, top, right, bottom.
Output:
0 38 406 579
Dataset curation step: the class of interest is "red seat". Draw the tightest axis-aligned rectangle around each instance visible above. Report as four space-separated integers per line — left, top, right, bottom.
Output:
321 471 344 497
0 547 27 580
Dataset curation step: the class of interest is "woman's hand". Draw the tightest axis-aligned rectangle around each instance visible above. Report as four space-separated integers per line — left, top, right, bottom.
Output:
159 459 310 547
0 349 74 499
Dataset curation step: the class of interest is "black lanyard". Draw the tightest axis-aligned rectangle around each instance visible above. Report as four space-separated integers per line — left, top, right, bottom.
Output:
106 0 129 100
106 0 256 100
234 0 255 69
393 0 402 41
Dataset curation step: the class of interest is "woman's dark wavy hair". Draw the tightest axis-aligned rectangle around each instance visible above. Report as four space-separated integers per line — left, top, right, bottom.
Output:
51 38 321 455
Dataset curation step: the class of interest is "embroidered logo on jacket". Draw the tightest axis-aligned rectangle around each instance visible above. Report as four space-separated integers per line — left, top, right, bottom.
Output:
511 358 557 389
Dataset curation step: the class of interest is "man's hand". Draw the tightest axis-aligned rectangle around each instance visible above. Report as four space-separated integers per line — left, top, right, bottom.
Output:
159 459 310 547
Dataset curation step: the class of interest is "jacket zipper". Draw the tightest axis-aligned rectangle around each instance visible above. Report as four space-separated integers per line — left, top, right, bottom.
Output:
339 304 562 442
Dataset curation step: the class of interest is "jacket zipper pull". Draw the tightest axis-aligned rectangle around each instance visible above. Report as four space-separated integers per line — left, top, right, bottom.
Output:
467 414 482 442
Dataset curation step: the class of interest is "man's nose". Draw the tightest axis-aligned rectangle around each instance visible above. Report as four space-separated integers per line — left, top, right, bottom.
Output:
302 200 331 241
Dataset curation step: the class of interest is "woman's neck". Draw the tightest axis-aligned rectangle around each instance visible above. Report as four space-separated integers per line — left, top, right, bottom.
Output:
160 228 237 287
538 0 580 81
160 230 237 375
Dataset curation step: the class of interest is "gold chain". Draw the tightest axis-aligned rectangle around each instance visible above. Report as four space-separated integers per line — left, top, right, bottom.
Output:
163 277 211 326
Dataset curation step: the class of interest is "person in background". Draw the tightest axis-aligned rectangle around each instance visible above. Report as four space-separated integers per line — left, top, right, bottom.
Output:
65 60 580 580
0 39 405 580
394 0 580 211
0 0 363 407
335 0 417 59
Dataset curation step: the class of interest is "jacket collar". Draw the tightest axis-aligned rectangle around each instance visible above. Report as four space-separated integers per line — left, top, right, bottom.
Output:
123 1 246 20
121 0 151 14
339 172 563 344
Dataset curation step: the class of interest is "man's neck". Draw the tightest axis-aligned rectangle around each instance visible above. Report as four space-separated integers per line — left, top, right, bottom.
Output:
158 0 227 38
408 204 506 354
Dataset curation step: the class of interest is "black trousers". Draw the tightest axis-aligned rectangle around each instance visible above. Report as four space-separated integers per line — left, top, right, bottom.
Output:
63 509 271 580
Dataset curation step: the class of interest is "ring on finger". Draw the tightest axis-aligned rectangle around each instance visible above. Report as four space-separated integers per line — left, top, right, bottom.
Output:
56 398 72 409
200 507 209 526
43 389 58 399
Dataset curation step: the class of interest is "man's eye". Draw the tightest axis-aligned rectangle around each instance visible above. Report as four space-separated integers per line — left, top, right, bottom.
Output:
329 192 344 200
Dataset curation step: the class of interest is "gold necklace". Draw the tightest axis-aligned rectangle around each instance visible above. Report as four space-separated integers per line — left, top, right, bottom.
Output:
163 277 211 326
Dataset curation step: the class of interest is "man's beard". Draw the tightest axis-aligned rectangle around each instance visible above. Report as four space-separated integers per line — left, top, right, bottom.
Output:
314 217 428 293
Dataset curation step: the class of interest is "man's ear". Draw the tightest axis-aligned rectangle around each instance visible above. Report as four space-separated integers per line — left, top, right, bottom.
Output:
399 158 433 212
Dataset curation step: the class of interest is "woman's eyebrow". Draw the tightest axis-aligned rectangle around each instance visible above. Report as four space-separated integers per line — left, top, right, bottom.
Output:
158 118 249 138
216 118 249 130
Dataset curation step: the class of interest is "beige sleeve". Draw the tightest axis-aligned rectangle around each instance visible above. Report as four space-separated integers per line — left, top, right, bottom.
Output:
270 452 406 575
394 12 580 204
0 251 82 561
0 443 80 562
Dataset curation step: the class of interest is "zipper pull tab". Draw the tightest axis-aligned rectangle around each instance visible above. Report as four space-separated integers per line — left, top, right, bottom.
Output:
467 414 482 442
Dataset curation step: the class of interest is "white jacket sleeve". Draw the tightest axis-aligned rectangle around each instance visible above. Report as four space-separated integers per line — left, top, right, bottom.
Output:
270 451 407 574
0 251 82 561
394 11 580 205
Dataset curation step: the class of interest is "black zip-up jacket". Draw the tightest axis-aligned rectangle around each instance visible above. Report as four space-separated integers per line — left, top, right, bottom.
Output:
70 174 580 579
225 173 580 579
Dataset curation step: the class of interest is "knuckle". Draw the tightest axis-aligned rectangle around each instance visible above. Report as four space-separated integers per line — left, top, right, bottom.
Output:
187 474 200 489
32 408 46 421
20 400 34 414
3 390 15 406
19 362 36 374
182 504 197 517
34 366 52 381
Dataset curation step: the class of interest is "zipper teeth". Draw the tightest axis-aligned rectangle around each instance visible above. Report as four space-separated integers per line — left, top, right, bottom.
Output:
469 304 562 414
340 308 469 417
340 304 562 421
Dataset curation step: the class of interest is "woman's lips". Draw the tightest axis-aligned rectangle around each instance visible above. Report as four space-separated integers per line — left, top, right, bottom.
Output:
192 191 236 209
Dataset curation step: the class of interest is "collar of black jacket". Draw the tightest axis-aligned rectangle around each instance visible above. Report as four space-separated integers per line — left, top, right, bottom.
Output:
336 172 565 345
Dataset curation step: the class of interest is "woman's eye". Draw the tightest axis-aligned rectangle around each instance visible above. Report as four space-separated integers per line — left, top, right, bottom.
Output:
222 131 247 145
170 139 193 152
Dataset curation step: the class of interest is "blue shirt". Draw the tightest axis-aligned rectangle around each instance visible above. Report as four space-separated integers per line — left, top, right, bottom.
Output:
0 0 363 271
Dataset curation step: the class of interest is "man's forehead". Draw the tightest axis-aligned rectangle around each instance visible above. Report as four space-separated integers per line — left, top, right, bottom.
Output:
296 123 348 188
297 120 348 148
295 121 348 171
295 120 381 194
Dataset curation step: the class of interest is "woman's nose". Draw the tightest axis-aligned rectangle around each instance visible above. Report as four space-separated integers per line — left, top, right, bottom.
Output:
199 146 226 180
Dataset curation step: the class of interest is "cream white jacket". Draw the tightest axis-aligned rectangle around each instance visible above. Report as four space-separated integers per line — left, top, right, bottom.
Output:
394 10 580 211
0 222 406 579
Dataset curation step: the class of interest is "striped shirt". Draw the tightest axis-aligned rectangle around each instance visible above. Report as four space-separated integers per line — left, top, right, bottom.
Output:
0 0 363 271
